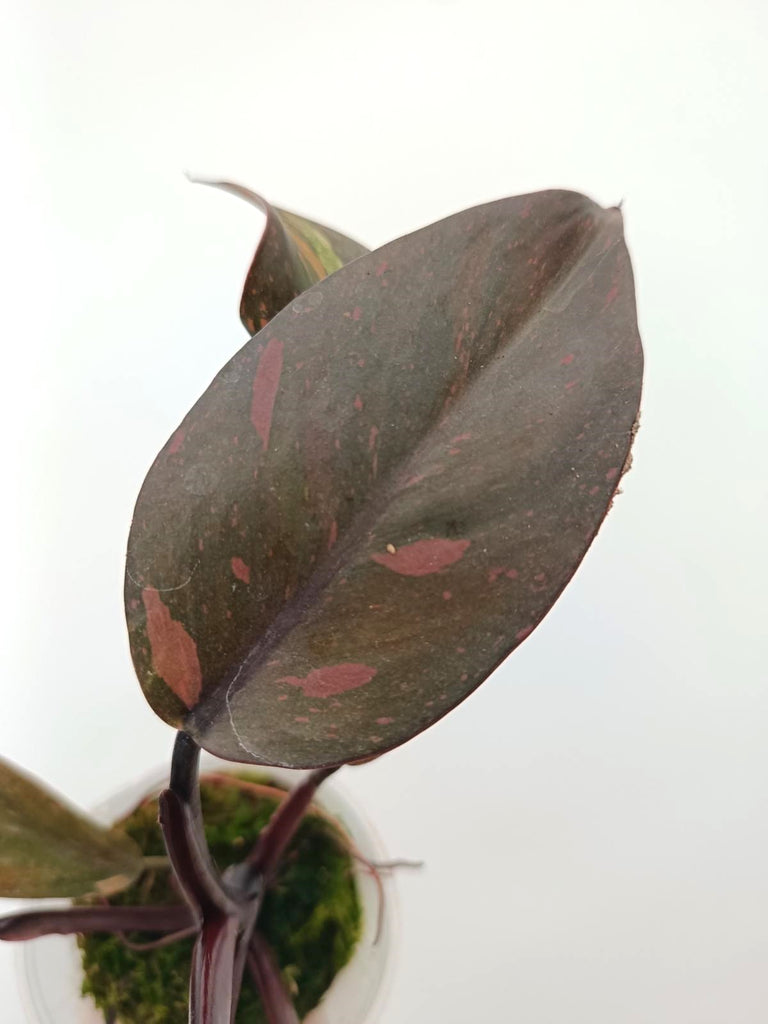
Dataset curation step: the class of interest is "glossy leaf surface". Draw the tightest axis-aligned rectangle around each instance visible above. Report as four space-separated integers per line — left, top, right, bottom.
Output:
0 756 142 898
192 180 368 334
126 190 643 768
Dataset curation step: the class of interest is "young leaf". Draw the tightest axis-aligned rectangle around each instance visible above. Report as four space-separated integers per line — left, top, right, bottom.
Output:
190 179 368 334
125 190 643 769
0 756 142 898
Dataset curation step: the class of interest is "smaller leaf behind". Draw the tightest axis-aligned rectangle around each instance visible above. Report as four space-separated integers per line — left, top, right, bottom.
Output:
188 178 369 334
0 756 142 899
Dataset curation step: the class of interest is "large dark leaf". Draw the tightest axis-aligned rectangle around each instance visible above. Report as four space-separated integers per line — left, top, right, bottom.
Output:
126 190 643 769
190 179 368 333
0 756 142 898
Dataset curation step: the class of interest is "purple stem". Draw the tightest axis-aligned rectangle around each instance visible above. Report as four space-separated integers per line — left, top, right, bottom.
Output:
247 932 300 1024
158 733 240 922
0 904 192 941
239 767 339 891
162 732 254 1024
229 899 262 1024
189 913 241 1024
117 925 199 952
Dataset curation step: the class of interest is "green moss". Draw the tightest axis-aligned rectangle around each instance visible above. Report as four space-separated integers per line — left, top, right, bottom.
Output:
78 775 362 1023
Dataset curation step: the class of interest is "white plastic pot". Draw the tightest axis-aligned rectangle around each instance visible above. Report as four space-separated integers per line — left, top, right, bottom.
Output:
18 754 396 1024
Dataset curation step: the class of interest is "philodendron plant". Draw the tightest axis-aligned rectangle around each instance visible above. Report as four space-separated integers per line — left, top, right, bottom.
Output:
0 184 643 1023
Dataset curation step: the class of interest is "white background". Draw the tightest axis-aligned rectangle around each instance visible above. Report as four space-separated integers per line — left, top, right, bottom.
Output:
1 0 766 1021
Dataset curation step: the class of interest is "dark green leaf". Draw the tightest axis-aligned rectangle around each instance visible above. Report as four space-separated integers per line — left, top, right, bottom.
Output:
190 179 368 334
0 756 142 898
126 190 643 768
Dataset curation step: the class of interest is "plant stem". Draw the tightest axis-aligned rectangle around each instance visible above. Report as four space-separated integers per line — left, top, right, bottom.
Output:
159 733 240 923
0 904 192 941
116 924 199 951
247 932 301 1024
229 896 262 1024
239 766 339 892
162 732 267 1024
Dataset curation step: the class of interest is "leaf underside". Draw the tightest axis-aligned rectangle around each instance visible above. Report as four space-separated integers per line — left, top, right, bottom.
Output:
0 756 142 898
189 179 369 334
126 189 643 768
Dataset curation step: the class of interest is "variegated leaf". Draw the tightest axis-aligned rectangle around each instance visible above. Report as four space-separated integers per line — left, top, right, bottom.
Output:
126 190 643 768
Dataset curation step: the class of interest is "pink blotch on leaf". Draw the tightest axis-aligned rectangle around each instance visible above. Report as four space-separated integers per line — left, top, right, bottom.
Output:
603 284 619 308
354 394 364 411
560 353 575 366
516 625 534 642
142 589 202 709
606 466 619 481
328 520 338 550
277 663 378 699
442 590 452 600
371 538 470 577
376 717 394 725
250 338 284 450
168 428 186 455
231 557 251 584
352 306 362 321
368 425 379 450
